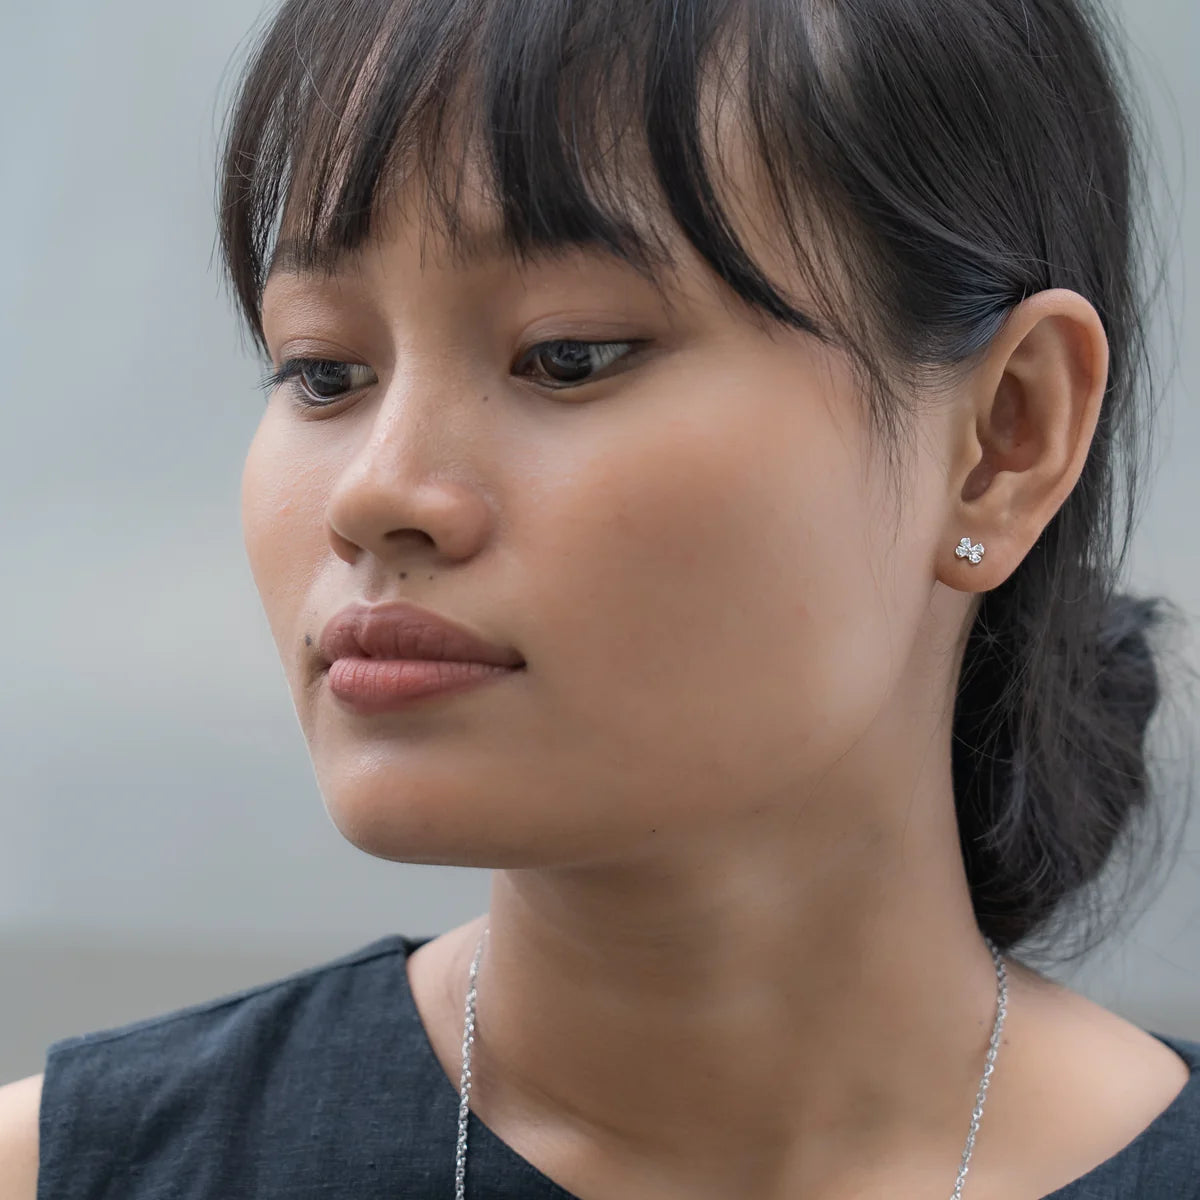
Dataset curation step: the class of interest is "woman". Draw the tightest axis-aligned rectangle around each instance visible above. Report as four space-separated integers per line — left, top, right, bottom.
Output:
5 0 1198 1196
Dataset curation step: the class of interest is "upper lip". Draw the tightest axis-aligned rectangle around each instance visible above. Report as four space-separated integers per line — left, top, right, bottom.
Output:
318 601 525 669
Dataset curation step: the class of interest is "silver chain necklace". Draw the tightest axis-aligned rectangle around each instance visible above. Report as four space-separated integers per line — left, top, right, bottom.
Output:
454 926 1008 1200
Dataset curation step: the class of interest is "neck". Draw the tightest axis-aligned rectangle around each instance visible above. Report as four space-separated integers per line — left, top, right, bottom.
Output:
441 762 1016 1198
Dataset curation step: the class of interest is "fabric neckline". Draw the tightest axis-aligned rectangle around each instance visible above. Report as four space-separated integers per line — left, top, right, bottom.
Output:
392 932 1199 1199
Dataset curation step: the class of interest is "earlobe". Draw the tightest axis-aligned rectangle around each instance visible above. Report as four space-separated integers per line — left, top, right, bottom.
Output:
938 288 1109 594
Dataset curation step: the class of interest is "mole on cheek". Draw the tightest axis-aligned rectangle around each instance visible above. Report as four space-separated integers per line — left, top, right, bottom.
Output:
304 634 313 647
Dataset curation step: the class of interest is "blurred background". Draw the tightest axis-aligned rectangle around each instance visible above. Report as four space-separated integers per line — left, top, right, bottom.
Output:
1 0 1196 1084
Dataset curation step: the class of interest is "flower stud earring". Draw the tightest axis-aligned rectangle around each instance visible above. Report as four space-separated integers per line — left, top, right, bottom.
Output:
955 537 986 565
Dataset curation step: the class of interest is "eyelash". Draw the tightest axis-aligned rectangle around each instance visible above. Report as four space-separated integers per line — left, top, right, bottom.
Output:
257 339 647 409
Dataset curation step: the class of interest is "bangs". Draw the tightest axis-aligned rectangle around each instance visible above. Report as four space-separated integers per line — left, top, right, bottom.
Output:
216 0 833 358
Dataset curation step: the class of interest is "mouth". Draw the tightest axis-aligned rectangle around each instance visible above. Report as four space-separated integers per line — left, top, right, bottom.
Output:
318 601 525 671
312 600 525 713
322 655 524 715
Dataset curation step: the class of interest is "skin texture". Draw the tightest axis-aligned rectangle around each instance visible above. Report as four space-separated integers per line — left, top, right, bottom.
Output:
242 145 1190 1198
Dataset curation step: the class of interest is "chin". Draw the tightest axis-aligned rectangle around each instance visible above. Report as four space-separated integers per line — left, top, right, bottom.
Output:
311 775 531 868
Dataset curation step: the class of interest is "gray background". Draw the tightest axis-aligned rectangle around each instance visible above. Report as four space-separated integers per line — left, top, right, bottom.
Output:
1 0 1196 1085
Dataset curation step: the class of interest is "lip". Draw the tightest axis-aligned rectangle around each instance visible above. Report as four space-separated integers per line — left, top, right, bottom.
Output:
317 601 525 671
324 656 519 714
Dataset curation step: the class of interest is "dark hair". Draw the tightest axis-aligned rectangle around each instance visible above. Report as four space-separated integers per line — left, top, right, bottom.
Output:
216 0 1194 961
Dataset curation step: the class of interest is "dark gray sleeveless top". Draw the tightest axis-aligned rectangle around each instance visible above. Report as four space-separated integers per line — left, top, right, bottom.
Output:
38 932 1200 1198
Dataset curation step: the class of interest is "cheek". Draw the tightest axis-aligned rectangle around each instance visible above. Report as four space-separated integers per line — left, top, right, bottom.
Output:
240 416 326 651
521 372 902 818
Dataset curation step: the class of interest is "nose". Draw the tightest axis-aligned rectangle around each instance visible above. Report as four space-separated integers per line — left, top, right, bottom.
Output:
323 375 496 571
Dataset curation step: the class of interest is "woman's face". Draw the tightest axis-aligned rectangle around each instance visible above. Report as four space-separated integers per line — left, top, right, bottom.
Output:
244 173 960 871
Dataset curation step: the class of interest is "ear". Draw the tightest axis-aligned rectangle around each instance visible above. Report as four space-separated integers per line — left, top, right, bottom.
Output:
936 288 1109 592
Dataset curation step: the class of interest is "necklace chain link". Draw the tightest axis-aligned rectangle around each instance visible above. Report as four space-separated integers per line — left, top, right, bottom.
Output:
454 926 1008 1200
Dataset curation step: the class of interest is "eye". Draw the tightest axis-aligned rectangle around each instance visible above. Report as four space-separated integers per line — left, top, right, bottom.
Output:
513 339 643 389
258 357 377 408
259 339 644 408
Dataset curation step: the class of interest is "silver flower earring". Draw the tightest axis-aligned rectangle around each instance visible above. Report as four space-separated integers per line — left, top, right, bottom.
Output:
955 537 986 565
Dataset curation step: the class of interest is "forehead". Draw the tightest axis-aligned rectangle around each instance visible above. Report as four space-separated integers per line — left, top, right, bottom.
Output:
262 140 700 303
265 220 513 285
247 15 826 347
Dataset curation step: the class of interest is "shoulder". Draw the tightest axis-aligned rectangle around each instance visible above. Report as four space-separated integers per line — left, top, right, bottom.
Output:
38 932 414 1103
0 1072 43 1200
1092 1031 1200 1195
44 932 411 1053
33 934 420 1197
989 965 1200 1198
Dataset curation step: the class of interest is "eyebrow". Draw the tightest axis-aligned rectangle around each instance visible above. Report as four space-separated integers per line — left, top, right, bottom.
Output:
264 238 341 282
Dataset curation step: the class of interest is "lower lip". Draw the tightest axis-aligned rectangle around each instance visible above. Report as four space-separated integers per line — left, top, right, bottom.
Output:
325 657 522 714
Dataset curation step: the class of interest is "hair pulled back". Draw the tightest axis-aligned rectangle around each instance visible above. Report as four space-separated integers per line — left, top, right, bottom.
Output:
216 0 1193 960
